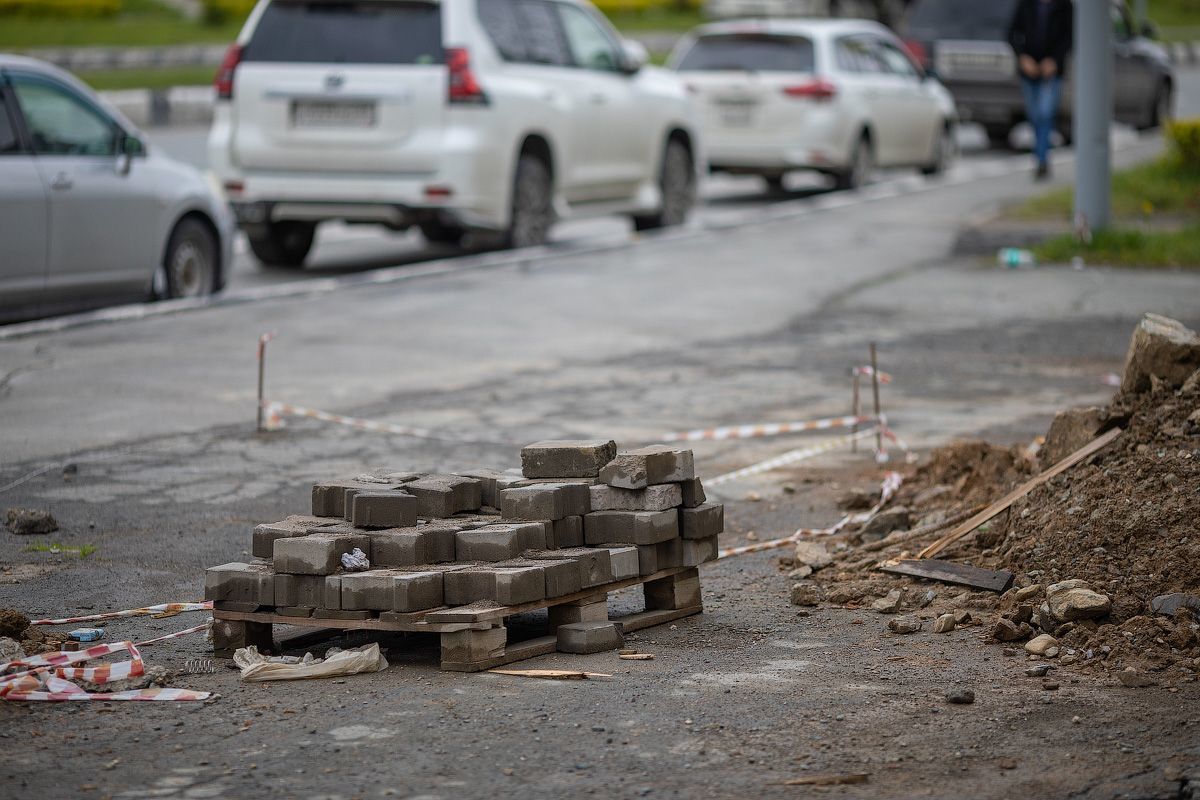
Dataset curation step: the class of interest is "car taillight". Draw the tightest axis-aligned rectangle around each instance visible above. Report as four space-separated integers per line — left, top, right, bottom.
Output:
214 44 243 101
446 47 488 105
782 79 836 101
903 38 929 69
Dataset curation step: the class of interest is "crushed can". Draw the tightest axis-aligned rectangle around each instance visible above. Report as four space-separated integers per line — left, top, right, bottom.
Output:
69 627 105 642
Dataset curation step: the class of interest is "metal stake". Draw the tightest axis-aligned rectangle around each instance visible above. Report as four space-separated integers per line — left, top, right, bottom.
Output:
850 371 861 453
869 342 882 456
256 332 274 432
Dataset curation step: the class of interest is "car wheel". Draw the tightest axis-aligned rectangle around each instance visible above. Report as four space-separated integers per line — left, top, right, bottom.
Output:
247 221 316 268
834 135 872 191
633 138 695 232
418 219 466 247
163 218 217 299
1145 81 1173 130
985 126 1012 150
763 175 787 194
920 124 954 176
504 154 553 249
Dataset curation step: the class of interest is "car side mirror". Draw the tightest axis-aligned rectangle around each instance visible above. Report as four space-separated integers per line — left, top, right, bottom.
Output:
1139 20 1160 39
621 39 648 75
116 133 144 176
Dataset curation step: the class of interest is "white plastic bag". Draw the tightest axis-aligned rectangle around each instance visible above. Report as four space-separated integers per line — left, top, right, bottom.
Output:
233 643 388 682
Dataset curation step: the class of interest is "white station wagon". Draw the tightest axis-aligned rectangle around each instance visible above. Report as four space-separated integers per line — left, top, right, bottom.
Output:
670 18 957 191
208 0 701 267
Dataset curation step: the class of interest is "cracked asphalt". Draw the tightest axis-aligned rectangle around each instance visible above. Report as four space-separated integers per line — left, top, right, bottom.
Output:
2 119 1200 797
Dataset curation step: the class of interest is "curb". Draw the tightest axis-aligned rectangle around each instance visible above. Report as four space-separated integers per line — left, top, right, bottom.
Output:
101 85 214 128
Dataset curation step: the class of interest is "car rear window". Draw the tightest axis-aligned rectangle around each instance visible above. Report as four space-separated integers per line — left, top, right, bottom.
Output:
905 0 1018 41
243 0 443 64
676 34 815 72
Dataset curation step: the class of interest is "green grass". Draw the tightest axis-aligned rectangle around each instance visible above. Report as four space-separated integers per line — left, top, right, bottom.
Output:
1007 157 1200 222
1149 0 1200 30
24 542 99 558
0 0 241 49
77 64 216 90
1033 225 1200 268
602 6 704 33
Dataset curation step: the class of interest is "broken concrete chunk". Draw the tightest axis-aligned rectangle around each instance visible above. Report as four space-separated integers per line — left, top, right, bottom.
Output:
557 621 624 654
793 540 832 570
1046 580 1111 622
4 508 58 535
598 445 694 489
871 589 903 614
583 509 678 546
1120 313 1200 394
1041 406 1105 467
500 485 566 521
589 483 682 512
860 507 910 541
888 615 922 634
350 492 418 529
790 583 822 607
273 532 371 575
521 440 617 479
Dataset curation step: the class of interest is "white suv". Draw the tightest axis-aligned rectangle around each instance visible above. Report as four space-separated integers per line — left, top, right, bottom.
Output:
208 0 700 267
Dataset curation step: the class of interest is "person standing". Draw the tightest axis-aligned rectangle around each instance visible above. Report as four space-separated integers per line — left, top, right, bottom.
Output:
1008 0 1074 179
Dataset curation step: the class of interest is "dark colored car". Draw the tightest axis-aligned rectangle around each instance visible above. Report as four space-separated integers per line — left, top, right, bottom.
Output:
900 0 1174 147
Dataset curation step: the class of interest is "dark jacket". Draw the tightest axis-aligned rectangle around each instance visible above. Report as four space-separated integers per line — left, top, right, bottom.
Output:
1007 0 1074 79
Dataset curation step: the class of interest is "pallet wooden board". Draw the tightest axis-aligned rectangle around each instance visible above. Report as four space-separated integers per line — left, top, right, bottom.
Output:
878 558 1014 593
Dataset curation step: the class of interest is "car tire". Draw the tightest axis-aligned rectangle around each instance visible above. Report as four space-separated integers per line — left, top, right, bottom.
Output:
985 126 1012 150
633 137 695 232
418 219 467 247
504 154 554 249
920 123 954 176
247 221 316 268
163 218 217 299
834 134 872 191
763 174 787 194
1144 81 1173 130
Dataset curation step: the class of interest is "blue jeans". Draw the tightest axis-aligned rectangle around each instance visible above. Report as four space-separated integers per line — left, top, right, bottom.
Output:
1020 76 1063 167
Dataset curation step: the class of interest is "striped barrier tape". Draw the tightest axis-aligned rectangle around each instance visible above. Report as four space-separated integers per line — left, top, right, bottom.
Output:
852 365 893 383
705 426 882 487
718 471 902 559
31 600 212 625
660 414 876 443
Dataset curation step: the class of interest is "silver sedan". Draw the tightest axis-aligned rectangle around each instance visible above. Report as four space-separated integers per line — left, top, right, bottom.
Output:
0 55 233 324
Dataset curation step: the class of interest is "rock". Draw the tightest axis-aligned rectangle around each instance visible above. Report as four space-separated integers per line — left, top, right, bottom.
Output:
793 541 832 570
917 589 937 608
933 613 956 633
953 610 972 625
872 589 904 614
0 636 24 660
787 565 813 580
1117 668 1157 688
946 687 975 704
79 665 169 693
1006 604 1033 625
1042 680 1059 691
0 608 30 639
860 507 910 541
1025 634 1059 655
1041 407 1104 466
1013 584 1043 602
1150 593 1200 618
837 488 877 510
888 615 922 634
992 618 1031 642
913 484 953 507
790 583 822 607
1120 314 1200 394
1046 583 1111 622
1025 664 1053 677
4 508 58 536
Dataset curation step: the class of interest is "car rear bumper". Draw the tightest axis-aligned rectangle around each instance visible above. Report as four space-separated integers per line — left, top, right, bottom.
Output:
707 142 847 174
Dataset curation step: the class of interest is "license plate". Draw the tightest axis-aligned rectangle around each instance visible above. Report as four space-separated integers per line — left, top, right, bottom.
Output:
718 104 756 128
291 100 376 129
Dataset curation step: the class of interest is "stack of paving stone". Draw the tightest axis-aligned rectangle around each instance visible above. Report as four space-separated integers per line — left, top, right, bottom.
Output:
205 440 723 622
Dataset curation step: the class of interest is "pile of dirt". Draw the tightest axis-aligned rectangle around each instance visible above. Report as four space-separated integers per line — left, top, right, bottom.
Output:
0 607 67 657
791 314 1200 684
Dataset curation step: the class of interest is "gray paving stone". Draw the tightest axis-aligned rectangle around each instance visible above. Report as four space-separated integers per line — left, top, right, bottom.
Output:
598 445 695 489
338 569 401 611
252 515 335 559
583 509 678 546
589 483 681 512
556 621 624 654
603 546 640 580
527 547 612 588
454 469 505 508
636 544 659 575
679 478 707 508
549 516 584 549
273 532 371 575
405 475 483 517
499 484 566 521
521 440 617 478
350 491 418 529
679 503 724 540
657 535 718 569
443 566 546 606
274 573 323 608
323 575 343 609
391 570 444 612
497 557 583 598
367 529 426 567
535 481 592 515
205 562 274 607
311 479 403 517
455 523 546 561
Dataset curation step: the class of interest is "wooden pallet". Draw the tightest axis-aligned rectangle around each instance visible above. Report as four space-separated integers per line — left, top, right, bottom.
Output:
212 567 703 672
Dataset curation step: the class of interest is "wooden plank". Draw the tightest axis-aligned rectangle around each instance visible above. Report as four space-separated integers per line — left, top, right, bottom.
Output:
615 605 702 633
440 635 558 673
213 609 484 634
487 669 611 680
917 427 1121 559
423 567 692 624
877 559 1014 593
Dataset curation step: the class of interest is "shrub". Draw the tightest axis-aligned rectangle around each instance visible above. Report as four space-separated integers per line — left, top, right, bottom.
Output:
0 0 121 17
1167 118 1200 169
201 0 255 25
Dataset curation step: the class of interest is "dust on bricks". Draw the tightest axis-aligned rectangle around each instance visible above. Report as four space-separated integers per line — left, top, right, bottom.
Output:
350 491 418 529
252 515 337 559
527 547 613 587
273 532 371 575
589 483 682 512
557 621 624 654
598 445 694 489
497 557 583 597
584 509 678 546
455 523 546 561
500 484 566 521
680 503 724 539
443 566 546 605
337 569 444 612
370 525 459 567
521 439 617 478
312 478 405 518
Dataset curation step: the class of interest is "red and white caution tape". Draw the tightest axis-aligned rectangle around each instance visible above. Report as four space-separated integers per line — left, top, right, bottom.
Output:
137 622 211 646
660 414 875 443
718 471 902 559
705 426 881 487
851 365 893 383
31 601 212 626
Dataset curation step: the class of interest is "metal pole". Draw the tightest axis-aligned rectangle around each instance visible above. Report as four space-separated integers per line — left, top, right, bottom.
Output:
256 332 274 432
869 343 881 456
1073 0 1113 233
851 372 861 453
